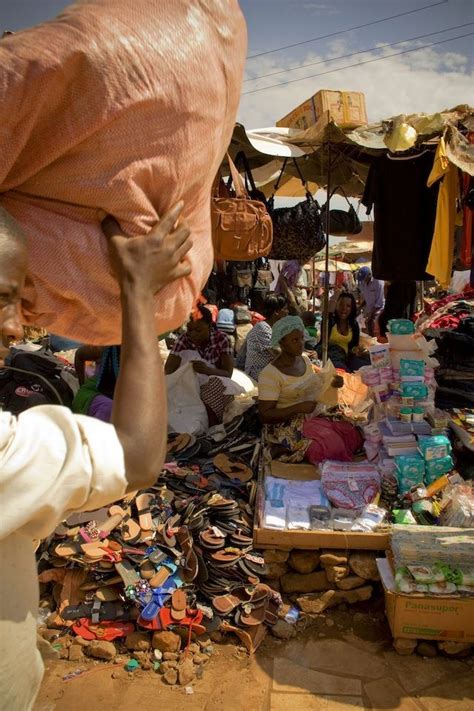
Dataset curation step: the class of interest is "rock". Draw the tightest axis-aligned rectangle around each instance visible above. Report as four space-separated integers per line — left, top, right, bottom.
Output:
154 649 163 661
348 552 380 581
160 661 178 673
278 603 292 620
263 549 289 564
193 653 209 665
210 631 223 644
281 570 332 594
152 631 181 653
163 652 178 661
325 565 349 583
325 618 335 627
72 636 90 647
88 640 117 661
132 651 149 664
163 670 178 685
111 670 125 680
197 636 211 649
187 643 200 654
296 590 337 615
336 585 373 605
336 575 366 591
68 645 84 662
352 612 366 624
288 550 320 575
41 628 61 643
417 641 438 658
438 642 472 658
393 638 417 656
265 562 288 580
320 551 349 566
178 659 195 686
59 646 69 660
270 620 297 640
141 660 152 671
125 632 150 652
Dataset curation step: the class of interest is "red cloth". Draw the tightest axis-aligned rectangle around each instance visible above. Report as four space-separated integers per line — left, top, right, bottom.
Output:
302 417 363 465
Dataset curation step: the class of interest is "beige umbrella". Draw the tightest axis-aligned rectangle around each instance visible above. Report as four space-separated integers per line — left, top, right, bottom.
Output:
313 259 353 272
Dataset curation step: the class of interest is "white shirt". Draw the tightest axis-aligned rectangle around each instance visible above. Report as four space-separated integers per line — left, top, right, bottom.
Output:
0 406 127 711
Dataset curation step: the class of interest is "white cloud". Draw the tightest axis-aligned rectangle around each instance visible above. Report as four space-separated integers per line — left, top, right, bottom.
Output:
239 42 474 128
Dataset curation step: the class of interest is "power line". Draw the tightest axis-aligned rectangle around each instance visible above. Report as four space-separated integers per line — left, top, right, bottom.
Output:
244 23 473 84
242 32 473 96
247 0 448 59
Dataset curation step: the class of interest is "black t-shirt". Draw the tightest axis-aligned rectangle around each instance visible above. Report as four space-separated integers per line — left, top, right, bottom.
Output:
362 151 439 281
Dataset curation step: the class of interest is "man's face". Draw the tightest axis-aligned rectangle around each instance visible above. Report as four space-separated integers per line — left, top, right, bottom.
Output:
364 274 372 285
0 242 27 363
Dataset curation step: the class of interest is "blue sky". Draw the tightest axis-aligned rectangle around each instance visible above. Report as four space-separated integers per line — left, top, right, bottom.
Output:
2 0 473 127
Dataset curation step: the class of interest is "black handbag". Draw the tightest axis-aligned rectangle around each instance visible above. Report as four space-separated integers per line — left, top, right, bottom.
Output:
320 186 362 236
268 159 326 261
227 151 268 206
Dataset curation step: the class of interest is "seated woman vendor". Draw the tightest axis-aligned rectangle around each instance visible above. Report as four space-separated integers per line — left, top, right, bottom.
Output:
165 305 235 424
259 316 362 463
325 292 369 372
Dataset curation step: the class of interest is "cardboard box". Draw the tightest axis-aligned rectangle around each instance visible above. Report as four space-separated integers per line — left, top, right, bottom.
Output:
377 558 474 643
277 89 367 131
253 460 390 551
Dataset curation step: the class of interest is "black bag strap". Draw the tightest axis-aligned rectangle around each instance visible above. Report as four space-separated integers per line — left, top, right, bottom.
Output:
270 158 314 207
232 151 259 195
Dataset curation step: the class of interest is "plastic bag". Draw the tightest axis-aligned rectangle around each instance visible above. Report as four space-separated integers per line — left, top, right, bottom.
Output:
166 363 208 435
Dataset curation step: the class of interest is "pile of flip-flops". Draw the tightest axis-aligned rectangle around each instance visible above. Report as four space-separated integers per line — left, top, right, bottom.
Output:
37 419 280 661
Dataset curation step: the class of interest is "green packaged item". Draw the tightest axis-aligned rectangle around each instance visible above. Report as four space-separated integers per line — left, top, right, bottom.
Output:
400 359 425 378
424 455 453 483
388 319 415 335
395 455 425 494
418 435 451 461
393 509 417 525
407 564 445 584
401 382 428 401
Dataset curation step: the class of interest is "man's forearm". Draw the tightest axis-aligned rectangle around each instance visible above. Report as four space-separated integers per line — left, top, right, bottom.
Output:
112 285 166 489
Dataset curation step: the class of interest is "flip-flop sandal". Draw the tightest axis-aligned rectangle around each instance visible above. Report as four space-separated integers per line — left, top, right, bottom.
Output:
170 589 187 621
230 531 253 548
223 415 244 438
161 514 181 548
150 558 178 589
80 575 122 592
238 553 268 578
264 599 280 626
200 527 226 550
62 600 127 622
159 606 204 631
211 548 242 567
194 545 209 584
213 455 254 484
140 586 175 622
137 611 163 631
94 586 121 602
148 549 168 567
167 433 192 454
140 560 156 580
135 493 154 532
55 542 81 558
235 602 267 627
72 618 134 641
115 560 140 587
79 512 124 543
65 508 109 527
109 505 141 544
176 526 199 583
212 587 251 615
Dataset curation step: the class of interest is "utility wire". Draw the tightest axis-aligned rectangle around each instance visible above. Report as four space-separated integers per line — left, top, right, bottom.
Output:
242 31 473 96
247 0 448 59
244 23 473 83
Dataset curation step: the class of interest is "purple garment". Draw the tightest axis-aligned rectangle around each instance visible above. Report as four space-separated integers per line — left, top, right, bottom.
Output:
88 393 113 423
359 277 385 315
275 260 301 293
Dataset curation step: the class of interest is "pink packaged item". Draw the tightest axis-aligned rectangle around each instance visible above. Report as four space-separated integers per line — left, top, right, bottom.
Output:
379 366 393 384
359 366 381 386
321 461 381 510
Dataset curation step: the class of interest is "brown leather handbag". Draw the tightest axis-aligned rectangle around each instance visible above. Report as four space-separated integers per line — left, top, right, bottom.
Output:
211 154 273 261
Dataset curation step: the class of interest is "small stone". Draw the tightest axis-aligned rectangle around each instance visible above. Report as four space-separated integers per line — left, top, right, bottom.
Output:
163 670 178 685
336 575 366 591
325 565 350 583
265 562 288 580
132 651 149 664
417 641 438 658
187 643 200 655
393 638 417 656
41 629 61 643
348 552 380 581
270 620 297 640
88 640 117 661
193 653 209 665
288 550 320 575
178 659 195 686
438 641 472 657
125 632 150 652
141 660 152 671
152 631 181 653
320 551 349 566
281 570 332 594
111 670 125 680
325 618 335 627
160 661 178 673
68 645 84 662
72 636 90 647
59 646 69 660
163 652 178 661
154 649 163 661
336 585 373 605
210 631 223 644
263 549 289 564
197 635 211 649
296 590 337 615
196 665 204 680
203 646 214 656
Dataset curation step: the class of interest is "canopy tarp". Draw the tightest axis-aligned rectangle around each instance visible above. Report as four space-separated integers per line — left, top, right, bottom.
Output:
227 105 474 198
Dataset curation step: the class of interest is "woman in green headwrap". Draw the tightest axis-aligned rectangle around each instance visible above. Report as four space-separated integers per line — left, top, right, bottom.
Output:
258 316 343 461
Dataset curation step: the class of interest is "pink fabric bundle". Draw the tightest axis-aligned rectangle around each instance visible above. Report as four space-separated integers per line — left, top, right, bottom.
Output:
302 417 363 465
0 0 246 343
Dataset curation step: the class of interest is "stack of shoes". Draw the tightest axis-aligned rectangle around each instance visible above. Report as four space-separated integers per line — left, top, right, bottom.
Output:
37 425 279 667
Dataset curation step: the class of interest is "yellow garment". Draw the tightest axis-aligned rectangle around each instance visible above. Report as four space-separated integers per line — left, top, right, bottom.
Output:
258 355 324 409
329 324 352 354
426 137 459 288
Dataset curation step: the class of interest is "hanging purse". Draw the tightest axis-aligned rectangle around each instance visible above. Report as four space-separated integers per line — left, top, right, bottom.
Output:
211 153 273 261
320 186 362 236
227 151 268 206
268 158 326 261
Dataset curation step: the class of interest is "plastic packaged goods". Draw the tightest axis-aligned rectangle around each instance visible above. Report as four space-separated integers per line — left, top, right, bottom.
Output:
359 365 381 386
424 456 454 483
418 435 451 461
400 359 425 378
401 383 429 401
321 461 381 510
369 343 391 368
352 504 386 532
388 319 415 335
399 407 413 423
395 455 425 494
391 524 474 568
412 406 425 423
439 483 474 528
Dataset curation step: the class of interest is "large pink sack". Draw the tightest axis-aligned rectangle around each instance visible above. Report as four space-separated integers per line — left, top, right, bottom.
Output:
0 0 246 344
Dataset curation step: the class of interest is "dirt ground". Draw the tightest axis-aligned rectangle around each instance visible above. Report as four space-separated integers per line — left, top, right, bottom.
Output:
34 595 474 711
